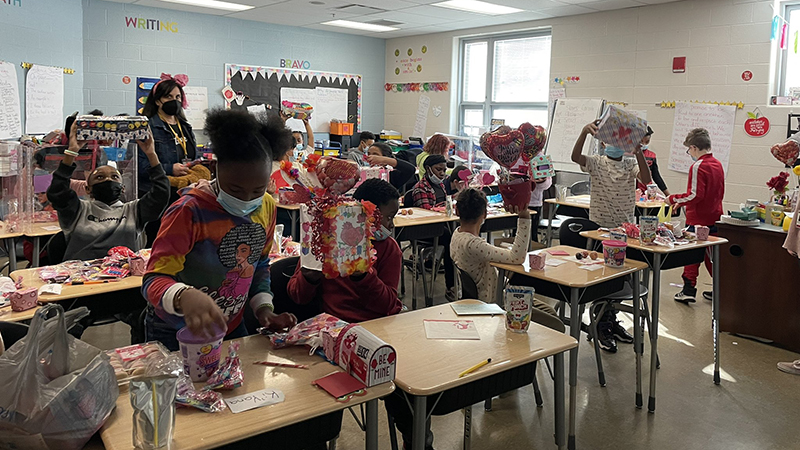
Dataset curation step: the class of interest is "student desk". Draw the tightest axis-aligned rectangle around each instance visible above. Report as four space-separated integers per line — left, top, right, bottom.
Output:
492 246 647 449
581 230 728 413
277 203 301 240
360 300 577 450
0 225 23 273
99 336 394 450
0 305 41 323
10 268 143 302
24 221 62 268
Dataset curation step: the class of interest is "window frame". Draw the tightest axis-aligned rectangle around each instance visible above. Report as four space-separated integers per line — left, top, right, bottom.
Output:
458 29 552 132
778 4 800 96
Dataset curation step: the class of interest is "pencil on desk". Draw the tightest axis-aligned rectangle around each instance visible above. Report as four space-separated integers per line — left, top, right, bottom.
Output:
254 361 309 369
459 358 491 378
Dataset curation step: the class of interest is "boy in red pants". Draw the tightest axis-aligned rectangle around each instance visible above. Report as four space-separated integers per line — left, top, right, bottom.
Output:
667 128 724 303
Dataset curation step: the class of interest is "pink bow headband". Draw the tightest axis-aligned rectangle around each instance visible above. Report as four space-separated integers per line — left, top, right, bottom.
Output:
153 73 189 108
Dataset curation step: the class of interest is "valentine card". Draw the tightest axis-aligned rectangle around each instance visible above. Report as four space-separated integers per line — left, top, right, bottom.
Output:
313 372 367 399
595 105 648 154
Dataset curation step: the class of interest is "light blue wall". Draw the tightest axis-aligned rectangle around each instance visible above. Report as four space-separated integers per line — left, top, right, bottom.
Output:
82 0 386 138
0 0 84 131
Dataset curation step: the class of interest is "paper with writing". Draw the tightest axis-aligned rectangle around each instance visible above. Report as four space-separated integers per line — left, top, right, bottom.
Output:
25 65 63 135
423 319 480 340
545 98 604 166
450 303 505 316
224 388 285 414
0 61 22 139
413 94 431 138
668 102 735 176
182 86 208 130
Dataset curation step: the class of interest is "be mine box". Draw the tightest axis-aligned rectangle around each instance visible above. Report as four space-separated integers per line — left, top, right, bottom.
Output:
76 115 149 141
335 325 396 387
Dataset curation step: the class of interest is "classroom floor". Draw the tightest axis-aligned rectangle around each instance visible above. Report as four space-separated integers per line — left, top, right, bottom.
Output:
82 263 800 450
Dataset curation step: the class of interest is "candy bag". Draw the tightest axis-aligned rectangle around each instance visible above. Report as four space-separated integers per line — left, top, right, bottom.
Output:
145 353 226 413
205 341 243 390
266 313 348 349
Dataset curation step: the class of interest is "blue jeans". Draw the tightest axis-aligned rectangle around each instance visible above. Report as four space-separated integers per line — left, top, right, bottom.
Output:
145 306 249 352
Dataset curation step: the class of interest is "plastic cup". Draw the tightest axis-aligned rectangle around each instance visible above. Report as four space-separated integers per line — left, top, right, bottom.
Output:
639 216 658 244
504 286 534 333
695 225 710 241
602 240 627 268
177 326 226 382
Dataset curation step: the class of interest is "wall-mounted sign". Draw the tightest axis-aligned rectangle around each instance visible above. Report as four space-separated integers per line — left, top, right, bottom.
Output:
744 108 769 137
3 0 22 7
280 59 310 69
742 70 753 81
125 17 178 33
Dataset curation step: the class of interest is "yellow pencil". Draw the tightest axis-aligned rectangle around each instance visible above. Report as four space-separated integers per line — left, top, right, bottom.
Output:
459 358 492 378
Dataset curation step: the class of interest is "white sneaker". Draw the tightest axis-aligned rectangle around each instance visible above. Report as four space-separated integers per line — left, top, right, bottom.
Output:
777 360 800 375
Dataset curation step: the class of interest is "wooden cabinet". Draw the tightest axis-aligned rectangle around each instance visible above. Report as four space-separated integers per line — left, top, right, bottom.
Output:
718 223 800 353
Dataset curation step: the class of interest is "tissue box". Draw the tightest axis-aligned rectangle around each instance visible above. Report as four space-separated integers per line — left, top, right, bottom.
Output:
75 115 149 141
10 287 38 312
337 325 396 387
594 106 648 154
528 252 546 270
531 154 555 179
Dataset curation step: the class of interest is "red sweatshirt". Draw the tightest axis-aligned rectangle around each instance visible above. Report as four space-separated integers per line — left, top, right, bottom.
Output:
668 153 724 226
287 237 403 323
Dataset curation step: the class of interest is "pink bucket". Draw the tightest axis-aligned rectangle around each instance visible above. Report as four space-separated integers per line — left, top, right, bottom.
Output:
602 240 627 268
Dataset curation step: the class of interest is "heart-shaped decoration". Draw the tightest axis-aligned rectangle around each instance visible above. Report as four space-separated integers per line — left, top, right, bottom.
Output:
481 172 495 185
432 106 442 117
518 123 547 159
457 169 472 181
770 140 800 166
315 157 360 195
482 130 525 169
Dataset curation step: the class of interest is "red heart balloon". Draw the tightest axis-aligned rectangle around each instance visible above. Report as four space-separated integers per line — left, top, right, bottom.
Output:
518 123 547 159
771 140 800 166
483 131 524 168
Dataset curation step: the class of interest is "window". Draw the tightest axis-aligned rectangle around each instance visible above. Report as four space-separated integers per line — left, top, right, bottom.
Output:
779 4 800 96
459 31 551 133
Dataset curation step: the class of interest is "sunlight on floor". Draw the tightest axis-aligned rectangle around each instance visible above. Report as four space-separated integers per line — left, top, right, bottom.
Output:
703 364 737 383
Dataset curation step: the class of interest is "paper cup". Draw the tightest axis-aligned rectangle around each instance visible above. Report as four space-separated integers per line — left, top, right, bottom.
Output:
602 240 627 268
177 327 226 382
695 225 710 241
498 180 532 210
639 216 658 244
609 229 627 242
504 286 534 333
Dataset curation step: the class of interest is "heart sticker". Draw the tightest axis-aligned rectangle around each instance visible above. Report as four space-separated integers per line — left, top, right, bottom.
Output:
518 123 547 159
482 130 525 169
771 140 800 166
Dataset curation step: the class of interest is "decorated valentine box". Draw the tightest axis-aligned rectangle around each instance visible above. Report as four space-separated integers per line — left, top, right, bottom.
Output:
531 154 555 179
76 115 149 141
281 101 313 120
353 166 390 190
299 204 324 271
337 325 396 387
594 105 648 154
10 287 38 312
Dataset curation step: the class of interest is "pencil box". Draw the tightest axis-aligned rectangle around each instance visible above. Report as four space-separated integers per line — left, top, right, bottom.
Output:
337 325 396 387
10 287 38 312
75 115 149 141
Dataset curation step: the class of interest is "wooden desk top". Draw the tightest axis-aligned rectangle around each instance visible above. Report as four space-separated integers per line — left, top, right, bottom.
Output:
492 245 648 288
359 300 577 396
0 305 40 322
580 230 729 254
394 208 458 228
545 195 666 210
10 268 143 302
277 203 301 211
99 336 394 450
24 222 62 238
637 200 667 209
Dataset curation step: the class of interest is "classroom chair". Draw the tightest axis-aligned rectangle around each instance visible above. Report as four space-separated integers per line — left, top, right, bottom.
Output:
569 180 591 196
399 190 446 309
0 321 29 352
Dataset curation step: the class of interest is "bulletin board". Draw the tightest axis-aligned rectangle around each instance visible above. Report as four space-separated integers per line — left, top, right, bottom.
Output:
225 64 361 133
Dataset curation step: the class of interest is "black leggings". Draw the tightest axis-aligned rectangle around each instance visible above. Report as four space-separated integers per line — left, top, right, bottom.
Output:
440 228 455 289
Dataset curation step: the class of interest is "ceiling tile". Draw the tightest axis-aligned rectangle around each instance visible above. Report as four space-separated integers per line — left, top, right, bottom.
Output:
581 0 646 11
133 0 231 15
397 5 487 21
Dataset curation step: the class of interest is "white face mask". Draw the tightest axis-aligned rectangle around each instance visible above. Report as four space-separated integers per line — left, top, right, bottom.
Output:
216 180 262 217
373 224 392 241
429 173 444 185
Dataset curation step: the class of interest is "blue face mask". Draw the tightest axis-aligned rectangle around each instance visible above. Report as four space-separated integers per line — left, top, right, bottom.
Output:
373 224 392 241
429 173 444 185
216 181 262 217
604 145 624 159
641 144 649 150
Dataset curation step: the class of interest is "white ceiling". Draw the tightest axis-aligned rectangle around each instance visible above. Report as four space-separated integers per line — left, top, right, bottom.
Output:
116 0 683 38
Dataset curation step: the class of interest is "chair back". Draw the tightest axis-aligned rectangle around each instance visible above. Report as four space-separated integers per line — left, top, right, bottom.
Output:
403 190 415 209
456 265 480 300
558 217 600 250
44 232 67 265
569 180 591 196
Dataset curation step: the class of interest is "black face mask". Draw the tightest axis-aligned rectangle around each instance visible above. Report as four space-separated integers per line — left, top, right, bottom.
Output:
161 99 180 116
91 181 123 205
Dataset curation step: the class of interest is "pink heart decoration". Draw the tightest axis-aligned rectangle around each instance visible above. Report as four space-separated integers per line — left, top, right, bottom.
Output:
771 140 800 166
315 157 360 195
481 172 495 185
518 123 547 159
457 169 472 181
482 130 525 169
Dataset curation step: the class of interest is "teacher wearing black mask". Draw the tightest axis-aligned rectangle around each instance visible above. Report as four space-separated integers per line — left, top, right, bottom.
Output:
141 73 197 244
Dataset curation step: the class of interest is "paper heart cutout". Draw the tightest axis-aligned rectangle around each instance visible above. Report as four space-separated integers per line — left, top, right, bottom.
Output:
481 172 495 185
432 106 442 117
457 169 472 181
770 140 800 166
518 123 547 159
315 157 360 195
483 130 525 169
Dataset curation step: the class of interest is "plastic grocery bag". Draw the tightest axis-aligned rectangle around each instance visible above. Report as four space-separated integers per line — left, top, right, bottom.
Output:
0 304 119 450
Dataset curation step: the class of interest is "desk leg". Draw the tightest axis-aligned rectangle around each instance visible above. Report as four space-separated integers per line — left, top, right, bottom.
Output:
290 210 298 241
6 238 17 273
412 396 426 450
365 399 378 450
712 245 721 385
546 205 556 247
633 270 643 409
568 288 579 450
411 241 419 310
648 253 662 413
32 237 40 268
554 351 566 450
463 405 472 450
429 236 439 308
495 268 506 306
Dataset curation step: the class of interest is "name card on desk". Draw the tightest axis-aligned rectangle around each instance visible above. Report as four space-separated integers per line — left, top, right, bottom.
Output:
224 388 285 414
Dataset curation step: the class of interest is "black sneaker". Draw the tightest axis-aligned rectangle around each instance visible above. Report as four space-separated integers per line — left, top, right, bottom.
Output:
596 324 617 353
702 291 713 301
674 289 696 304
610 320 634 344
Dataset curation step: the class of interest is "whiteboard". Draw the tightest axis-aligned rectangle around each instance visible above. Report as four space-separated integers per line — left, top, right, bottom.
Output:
0 61 22 139
281 86 348 134
25 65 63 135
667 102 736 176
545 98 604 167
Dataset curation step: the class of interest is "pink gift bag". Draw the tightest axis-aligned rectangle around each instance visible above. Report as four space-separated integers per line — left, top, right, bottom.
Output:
10 287 38 312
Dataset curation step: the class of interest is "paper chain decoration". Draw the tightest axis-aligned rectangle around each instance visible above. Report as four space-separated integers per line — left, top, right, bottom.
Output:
384 82 449 92
656 100 745 109
554 77 579 85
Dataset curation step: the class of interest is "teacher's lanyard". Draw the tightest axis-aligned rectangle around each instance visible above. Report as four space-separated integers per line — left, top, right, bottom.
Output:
160 113 187 160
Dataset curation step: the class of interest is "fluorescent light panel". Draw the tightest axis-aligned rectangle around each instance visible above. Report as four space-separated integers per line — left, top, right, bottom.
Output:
158 0 253 12
432 0 522 15
321 20 398 32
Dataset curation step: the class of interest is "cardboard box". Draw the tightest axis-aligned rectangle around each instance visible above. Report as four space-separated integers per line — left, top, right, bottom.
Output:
330 122 354 135
337 325 396 387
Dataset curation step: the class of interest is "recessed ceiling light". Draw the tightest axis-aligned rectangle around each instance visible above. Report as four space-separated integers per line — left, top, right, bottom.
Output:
310 1 325 4
158 0 253 12
321 20 398 32
432 0 522 15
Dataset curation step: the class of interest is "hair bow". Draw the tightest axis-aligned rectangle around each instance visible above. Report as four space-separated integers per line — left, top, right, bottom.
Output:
155 73 190 107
